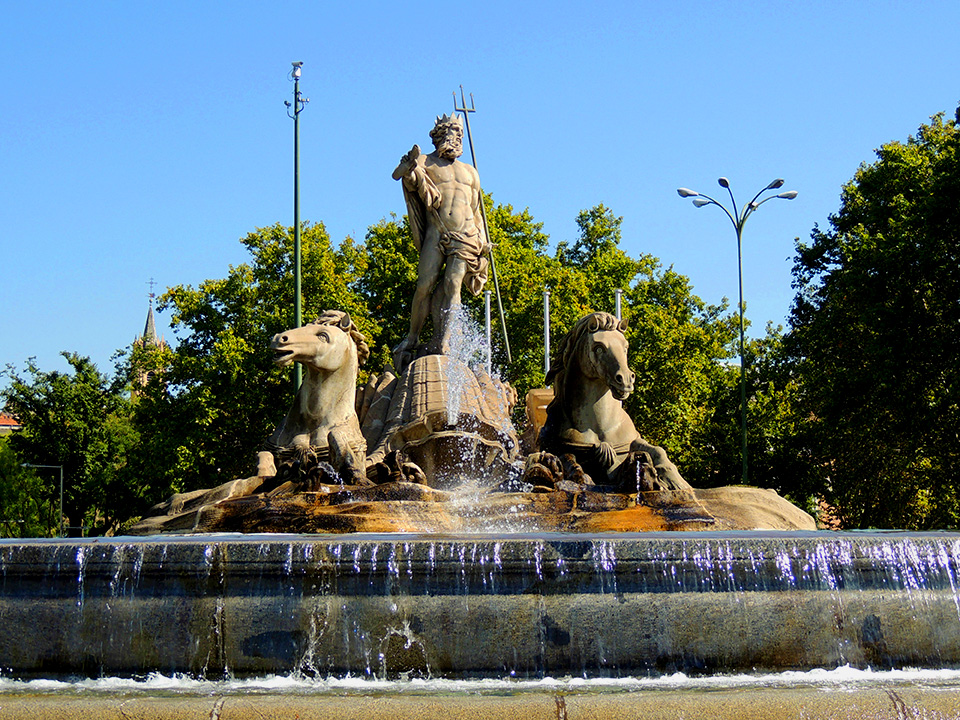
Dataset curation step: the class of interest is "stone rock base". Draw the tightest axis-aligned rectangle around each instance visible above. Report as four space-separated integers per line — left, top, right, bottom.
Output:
130 481 814 535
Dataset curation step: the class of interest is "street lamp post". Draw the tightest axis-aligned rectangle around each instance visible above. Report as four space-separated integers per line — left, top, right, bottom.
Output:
677 178 797 485
285 61 308 389
22 463 63 537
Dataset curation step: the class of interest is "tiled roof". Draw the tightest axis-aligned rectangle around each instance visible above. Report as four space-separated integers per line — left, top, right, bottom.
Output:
0 412 22 429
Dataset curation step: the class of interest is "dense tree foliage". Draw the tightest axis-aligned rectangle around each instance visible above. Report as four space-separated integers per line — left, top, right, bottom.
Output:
1 354 138 535
786 107 960 528
0 438 57 538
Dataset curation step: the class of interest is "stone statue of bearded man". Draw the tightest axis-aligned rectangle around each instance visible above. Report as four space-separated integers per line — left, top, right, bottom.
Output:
391 113 489 373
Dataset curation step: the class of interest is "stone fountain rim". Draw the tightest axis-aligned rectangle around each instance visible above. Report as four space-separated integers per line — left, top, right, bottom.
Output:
4 528 960 547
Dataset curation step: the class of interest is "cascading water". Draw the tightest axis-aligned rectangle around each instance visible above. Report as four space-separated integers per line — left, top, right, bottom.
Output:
4 532 960 681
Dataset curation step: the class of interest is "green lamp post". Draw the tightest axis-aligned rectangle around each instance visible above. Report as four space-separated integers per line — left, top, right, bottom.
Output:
285 61 308 388
677 178 797 485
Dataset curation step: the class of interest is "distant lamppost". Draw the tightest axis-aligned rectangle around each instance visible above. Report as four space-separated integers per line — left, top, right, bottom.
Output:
285 61 308 388
677 178 797 484
22 463 63 537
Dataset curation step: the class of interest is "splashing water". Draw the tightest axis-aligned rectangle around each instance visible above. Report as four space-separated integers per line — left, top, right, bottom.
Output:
441 304 490 425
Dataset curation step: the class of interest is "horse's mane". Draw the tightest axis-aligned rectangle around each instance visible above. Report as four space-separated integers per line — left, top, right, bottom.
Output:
312 310 370 365
544 312 627 419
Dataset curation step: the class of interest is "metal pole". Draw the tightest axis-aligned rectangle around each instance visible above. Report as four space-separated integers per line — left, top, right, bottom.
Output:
484 290 492 374
677 178 797 487
544 288 551 376
293 68 302 389
735 225 748 486
614 289 623 321
286 62 308 390
453 87 512 364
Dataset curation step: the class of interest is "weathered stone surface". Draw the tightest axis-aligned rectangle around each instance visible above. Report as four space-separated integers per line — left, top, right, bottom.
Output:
538 313 689 491
356 369 399 451
2 687 960 720
2 534 960 678
131 475 813 535
364 354 519 488
391 114 489 372
695 485 818 531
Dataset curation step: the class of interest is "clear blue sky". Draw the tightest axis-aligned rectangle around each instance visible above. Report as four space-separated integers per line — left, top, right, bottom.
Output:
2 1 958 384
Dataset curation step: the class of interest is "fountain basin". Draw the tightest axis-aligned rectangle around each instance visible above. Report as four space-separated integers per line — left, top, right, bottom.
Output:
2 532 959 678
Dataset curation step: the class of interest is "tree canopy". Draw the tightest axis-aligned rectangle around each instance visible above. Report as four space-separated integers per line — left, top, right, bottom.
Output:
786 107 960 528
0 438 57 538
1 354 138 535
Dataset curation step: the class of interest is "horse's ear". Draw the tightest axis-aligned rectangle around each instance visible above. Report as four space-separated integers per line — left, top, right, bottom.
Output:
618 317 629 333
586 315 600 332
339 312 352 330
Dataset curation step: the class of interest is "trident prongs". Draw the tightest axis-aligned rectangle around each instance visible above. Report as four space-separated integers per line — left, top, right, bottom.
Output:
454 85 476 115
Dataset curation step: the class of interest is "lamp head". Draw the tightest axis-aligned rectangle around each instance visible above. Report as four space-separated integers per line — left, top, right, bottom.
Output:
777 190 799 200
677 188 699 198
291 61 303 80
693 197 711 208
766 178 785 190
718 177 730 188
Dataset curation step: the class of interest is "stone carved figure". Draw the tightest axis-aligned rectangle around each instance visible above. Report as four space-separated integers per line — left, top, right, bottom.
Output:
261 310 370 482
539 312 691 491
392 113 489 372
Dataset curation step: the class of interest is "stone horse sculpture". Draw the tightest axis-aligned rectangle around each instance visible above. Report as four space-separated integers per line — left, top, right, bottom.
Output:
257 310 370 486
538 312 691 492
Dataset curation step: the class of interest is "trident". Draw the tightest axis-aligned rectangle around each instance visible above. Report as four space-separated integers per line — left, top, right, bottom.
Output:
453 86 512 364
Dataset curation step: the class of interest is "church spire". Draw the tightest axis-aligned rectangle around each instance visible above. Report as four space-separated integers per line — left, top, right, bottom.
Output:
139 278 163 348
132 279 168 394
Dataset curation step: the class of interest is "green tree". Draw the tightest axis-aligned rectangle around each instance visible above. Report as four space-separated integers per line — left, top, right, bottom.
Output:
356 215 420 369
786 107 960 529
0 438 57 538
129 222 374 496
479 197 590 397
1 354 138 535
680 326 819 507
624 268 737 475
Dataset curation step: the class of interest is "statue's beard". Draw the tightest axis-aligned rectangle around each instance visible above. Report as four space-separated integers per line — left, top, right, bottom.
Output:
436 139 462 160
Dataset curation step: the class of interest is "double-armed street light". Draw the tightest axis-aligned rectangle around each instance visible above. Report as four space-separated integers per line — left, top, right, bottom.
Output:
677 178 798 485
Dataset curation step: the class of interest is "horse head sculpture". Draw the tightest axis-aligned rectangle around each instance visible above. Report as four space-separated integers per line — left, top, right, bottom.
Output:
262 311 370 485
553 312 635 401
540 312 690 491
271 309 370 377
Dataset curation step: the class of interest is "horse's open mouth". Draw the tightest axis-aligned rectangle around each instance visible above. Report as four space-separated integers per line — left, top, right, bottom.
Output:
273 348 295 366
611 385 633 401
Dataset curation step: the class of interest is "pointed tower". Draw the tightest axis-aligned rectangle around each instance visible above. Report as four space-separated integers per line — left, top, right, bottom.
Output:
132 280 169 391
